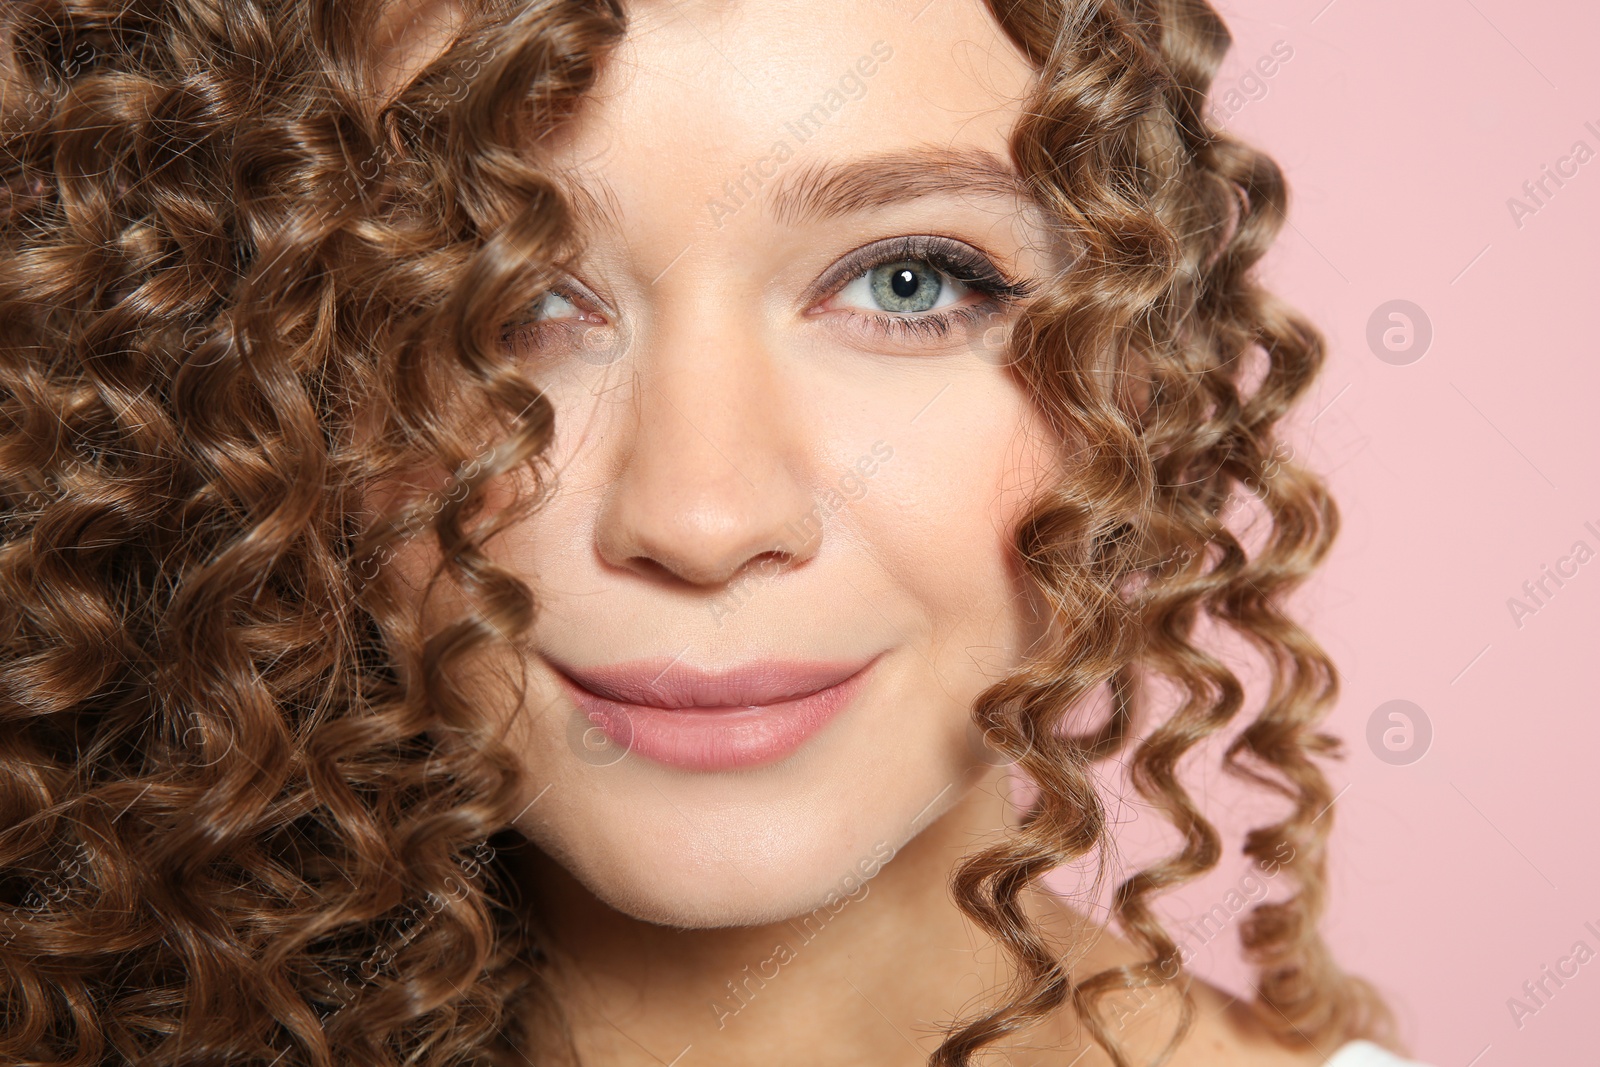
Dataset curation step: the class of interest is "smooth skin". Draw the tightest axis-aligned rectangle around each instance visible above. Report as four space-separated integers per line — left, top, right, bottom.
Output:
379 0 1336 1063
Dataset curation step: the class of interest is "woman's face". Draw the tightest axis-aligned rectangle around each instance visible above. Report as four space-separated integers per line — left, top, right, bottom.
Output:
466 0 1061 926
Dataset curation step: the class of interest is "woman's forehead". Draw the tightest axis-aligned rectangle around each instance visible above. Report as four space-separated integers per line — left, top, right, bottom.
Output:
550 0 1035 189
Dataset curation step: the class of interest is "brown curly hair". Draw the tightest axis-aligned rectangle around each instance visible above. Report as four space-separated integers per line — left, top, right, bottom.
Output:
0 0 1397 1064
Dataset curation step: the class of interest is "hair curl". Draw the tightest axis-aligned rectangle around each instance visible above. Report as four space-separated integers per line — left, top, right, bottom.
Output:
0 1 1397 1065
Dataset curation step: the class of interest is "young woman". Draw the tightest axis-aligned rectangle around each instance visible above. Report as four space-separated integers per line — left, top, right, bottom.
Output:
0 0 1433 1064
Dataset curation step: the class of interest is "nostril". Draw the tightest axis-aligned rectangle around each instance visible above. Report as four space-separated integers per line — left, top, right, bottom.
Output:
714 548 802 605
616 546 800 589
624 555 684 584
743 547 795 575
716 547 801 589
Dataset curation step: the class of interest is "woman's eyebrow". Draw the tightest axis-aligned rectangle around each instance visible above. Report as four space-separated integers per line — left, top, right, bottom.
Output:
552 146 1029 237
766 147 1029 226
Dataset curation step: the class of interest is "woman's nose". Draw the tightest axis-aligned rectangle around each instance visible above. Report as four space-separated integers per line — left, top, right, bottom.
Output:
592 313 820 590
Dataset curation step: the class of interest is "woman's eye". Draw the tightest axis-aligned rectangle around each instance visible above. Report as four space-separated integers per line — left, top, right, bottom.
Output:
837 259 971 315
807 239 1032 349
534 290 584 322
502 285 609 351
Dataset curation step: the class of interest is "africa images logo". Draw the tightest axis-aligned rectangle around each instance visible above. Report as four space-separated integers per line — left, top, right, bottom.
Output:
1505 119 1600 230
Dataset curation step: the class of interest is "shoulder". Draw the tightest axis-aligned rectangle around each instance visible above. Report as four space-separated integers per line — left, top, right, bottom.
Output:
1018 887 1416 1067
1162 981 1327 1067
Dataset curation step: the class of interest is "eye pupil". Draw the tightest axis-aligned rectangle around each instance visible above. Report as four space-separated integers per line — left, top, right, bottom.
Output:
870 260 941 313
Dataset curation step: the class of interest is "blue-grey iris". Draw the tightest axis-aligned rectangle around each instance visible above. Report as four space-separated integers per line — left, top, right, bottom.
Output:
869 261 941 313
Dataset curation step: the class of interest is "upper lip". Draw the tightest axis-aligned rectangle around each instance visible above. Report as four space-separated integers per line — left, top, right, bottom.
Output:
551 656 875 709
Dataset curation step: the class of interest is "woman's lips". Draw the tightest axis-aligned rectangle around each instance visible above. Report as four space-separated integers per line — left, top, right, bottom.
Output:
551 656 879 771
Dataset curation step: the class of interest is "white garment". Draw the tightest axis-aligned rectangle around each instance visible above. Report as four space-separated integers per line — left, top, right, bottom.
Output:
1327 1040 1433 1066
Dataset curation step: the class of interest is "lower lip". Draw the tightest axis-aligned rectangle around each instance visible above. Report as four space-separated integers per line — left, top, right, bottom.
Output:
557 659 877 772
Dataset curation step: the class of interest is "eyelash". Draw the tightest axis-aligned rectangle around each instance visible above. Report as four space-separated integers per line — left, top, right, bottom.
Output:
812 235 1033 342
500 281 607 351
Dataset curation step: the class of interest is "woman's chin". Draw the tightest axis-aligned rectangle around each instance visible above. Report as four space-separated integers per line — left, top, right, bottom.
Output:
601 884 826 930
577 859 867 931
524 821 886 931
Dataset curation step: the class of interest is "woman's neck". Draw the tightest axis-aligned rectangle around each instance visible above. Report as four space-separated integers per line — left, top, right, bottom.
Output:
516 764 1070 1065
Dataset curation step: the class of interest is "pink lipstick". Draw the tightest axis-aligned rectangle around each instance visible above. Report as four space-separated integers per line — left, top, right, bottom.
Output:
551 655 878 771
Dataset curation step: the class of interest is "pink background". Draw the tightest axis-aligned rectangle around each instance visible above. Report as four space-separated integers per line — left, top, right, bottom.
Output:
1073 2 1599 1063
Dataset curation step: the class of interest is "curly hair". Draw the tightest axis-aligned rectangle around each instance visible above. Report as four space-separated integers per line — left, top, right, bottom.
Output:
0 1 1397 1065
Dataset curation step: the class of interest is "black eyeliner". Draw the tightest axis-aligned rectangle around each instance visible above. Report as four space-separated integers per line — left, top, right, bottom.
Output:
809 235 1034 305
